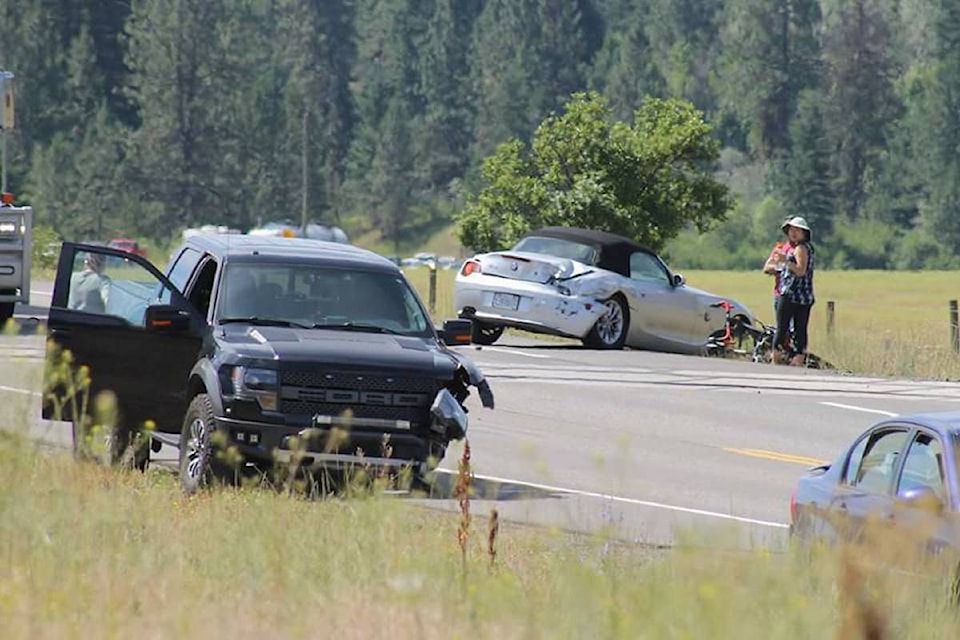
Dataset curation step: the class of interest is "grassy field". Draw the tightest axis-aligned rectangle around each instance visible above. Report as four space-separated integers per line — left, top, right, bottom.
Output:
2 430 959 638
403 267 960 380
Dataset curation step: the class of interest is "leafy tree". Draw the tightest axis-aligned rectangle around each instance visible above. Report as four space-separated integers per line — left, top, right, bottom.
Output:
458 92 731 253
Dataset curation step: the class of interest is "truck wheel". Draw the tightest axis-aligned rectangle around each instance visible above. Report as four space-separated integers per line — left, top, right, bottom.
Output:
179 394 232 494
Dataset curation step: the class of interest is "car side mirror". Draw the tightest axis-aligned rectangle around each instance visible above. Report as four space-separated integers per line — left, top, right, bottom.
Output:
897 486 943 513
439 318 472 346
672 273 685 287
145 304 191 333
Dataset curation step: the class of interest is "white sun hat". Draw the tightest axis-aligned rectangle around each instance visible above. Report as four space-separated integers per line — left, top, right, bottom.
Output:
781 216 811 240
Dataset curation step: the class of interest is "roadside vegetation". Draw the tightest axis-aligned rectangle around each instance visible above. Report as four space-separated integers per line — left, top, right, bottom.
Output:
2 429 959 638
403 267 960 380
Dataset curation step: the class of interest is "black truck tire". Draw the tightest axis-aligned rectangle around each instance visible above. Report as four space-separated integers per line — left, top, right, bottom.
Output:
179 393 233 494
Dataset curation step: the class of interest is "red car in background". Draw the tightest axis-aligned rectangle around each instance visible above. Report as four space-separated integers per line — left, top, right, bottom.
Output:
107 238 148 259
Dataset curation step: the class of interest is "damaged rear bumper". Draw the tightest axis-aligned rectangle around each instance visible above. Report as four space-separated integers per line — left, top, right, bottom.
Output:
454 275 604 338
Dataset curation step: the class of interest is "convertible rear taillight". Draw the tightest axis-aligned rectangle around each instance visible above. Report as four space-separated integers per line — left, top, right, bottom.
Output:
461 260 481 276
789 489 798 523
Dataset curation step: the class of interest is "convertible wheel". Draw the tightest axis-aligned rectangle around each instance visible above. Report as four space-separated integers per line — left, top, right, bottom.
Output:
471 322 504 346
584 295 629 350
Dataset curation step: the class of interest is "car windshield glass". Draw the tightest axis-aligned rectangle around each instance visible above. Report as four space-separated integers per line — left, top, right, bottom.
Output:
511 236 598 264
216 262 432 337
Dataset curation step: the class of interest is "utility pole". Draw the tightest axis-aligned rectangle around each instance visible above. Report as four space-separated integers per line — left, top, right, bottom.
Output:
301 102 309 236
0 71 13 197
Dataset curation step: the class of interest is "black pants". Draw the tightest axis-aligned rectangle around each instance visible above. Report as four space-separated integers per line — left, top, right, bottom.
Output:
775 298 812 354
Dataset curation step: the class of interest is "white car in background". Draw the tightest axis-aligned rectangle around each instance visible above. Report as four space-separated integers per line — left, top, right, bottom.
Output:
454 227 757 352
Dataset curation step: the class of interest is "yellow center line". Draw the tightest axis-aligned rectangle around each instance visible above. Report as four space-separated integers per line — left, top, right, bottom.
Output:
723 447 828 467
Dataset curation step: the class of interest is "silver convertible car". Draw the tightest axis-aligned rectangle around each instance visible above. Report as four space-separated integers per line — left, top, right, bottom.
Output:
454 227 757 352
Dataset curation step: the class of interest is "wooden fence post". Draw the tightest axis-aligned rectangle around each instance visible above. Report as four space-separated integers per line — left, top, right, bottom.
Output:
428 262 437 315
826 300 835 336
950 299 959 353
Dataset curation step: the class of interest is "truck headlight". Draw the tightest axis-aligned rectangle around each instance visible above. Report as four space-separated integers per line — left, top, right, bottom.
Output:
230 366 278 411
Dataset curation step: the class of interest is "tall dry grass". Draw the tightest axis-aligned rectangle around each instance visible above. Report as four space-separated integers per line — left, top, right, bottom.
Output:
3 432 960 638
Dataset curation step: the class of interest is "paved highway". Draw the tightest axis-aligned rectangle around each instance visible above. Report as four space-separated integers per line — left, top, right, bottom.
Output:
5 284 960 549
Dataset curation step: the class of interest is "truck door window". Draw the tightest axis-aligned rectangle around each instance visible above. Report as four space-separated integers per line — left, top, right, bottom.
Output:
187 259 217 320
167 248 202 292
158 247 202 304
64 248 176 327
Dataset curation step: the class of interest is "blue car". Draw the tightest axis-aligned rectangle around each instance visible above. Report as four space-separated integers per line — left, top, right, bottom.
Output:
791 411 960 551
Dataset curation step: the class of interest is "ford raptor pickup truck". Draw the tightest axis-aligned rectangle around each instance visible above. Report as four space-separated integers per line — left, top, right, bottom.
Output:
43 235 493 493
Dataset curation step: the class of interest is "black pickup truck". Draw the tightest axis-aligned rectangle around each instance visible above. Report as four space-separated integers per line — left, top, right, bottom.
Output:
43 235 493 492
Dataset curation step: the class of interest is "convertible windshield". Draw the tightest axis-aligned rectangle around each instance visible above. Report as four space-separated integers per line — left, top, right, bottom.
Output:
217 263 432 337
512 236 598 264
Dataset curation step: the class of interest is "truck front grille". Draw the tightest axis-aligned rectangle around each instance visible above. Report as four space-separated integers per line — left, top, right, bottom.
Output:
279 368 439 427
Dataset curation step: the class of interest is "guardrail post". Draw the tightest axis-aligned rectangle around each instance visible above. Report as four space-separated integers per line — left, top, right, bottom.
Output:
826 300 835 336
950 299 959 353
428 263 437 315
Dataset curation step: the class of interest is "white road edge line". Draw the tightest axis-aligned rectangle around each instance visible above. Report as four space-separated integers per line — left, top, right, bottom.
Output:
482 347 551 359
820 401 897 417
434 468 789 529
30 290 52 297
0 385 41 397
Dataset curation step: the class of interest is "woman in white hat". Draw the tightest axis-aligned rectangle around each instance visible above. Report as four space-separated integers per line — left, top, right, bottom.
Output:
772 216 815 365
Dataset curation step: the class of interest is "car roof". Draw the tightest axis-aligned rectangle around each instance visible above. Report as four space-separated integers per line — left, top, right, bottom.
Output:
875 410 960 435
523 227 658 277
183 235 397 271
528 227 651 252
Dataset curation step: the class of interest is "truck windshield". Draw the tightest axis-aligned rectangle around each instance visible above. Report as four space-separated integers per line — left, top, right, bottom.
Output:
216 263 433 337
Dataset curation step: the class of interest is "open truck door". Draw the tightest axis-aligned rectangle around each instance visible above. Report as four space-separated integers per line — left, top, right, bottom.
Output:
43 243 205 455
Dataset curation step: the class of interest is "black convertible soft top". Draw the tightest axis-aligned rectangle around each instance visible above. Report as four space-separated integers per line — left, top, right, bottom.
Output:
523 227 653 278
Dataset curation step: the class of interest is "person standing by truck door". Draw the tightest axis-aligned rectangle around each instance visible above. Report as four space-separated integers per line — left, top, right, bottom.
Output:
68 252 111 313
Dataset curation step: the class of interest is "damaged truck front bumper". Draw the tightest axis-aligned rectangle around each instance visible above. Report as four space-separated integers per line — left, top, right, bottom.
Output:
270 388 469 473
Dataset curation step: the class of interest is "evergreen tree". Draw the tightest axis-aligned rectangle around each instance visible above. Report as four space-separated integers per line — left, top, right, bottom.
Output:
278 0 357 226
821 0 899 220
774 90 834 236
416 0 482 191
646 0 723 111
717 0 822 159
590 0 665 120
920 0 960 251
124 0 253 233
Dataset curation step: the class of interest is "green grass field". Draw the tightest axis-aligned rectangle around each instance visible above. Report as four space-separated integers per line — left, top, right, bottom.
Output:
1 430 958 638
403 267 960 380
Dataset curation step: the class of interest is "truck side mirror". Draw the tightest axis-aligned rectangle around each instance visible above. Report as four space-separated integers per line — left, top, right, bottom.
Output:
439 319 472 346
145 304 191 333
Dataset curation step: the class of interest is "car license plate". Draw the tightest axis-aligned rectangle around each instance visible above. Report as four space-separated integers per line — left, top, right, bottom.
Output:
491 292 520 310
